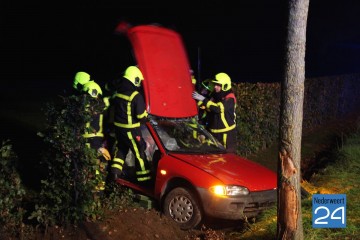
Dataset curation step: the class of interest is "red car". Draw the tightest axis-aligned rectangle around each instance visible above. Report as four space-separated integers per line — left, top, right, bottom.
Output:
115 23 277 230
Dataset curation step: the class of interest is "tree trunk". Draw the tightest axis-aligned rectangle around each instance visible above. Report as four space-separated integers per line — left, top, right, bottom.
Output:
277 0 309 239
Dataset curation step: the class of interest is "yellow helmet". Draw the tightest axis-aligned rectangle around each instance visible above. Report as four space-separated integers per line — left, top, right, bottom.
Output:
212 72 231 91
82 81 102 98
73 72 91 90
123 66 144 87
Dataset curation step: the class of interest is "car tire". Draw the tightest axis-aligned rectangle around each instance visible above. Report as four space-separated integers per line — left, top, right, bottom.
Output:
163 187 202 230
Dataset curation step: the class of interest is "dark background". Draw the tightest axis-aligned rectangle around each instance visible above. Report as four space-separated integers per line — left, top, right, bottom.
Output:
1 1 360 97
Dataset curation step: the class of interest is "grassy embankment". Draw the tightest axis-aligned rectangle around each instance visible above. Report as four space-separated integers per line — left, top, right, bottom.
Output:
236 122 360 240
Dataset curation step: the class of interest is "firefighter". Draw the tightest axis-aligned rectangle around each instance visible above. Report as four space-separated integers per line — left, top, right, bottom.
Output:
73 71 91 92
192 72 237 153
109 66 152 184
73 72 111 191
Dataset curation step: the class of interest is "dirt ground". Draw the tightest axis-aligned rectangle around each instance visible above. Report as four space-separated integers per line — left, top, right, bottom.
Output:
26 207 225 240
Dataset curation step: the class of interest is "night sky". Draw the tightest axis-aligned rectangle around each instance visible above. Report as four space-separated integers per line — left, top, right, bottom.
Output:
2 1 360 98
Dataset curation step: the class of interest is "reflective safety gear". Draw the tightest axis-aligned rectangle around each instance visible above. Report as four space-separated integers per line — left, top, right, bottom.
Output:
202 91 237 153
75 73 109 192
113 91 148 128
212 72 231 91
103 96 110 110
123 66 144 87
83 81 103 98
112 128 152 182
110 79 151 183
73 72 91 90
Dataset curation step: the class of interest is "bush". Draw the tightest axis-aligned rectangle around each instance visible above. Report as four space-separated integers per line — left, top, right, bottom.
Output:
29 95 104 227
234 82 280 155
0 140 26 235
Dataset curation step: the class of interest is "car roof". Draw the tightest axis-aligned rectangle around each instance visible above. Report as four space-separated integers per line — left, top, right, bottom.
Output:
125 24 198 118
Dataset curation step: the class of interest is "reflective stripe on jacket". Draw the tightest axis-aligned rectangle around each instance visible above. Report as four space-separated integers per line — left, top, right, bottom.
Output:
113 90 147 129
83 96 106 139
204 93 236 133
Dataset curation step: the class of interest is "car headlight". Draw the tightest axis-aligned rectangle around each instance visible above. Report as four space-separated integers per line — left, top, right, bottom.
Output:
209 185 249 197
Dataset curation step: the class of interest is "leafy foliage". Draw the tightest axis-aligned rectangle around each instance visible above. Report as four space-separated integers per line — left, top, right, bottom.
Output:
0 140 26 234
29 95 104 227
102 182 136 211
233 74 360 156
233 82 281 155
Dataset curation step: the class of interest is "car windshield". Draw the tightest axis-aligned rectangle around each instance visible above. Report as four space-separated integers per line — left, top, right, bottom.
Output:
149 118 226 153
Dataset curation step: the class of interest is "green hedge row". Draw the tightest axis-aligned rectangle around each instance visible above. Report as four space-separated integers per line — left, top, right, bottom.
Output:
234 82 280 155
233 73 360 156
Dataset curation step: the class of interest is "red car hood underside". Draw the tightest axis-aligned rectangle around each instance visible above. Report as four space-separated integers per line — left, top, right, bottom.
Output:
126 25 198 118
170 153 277 191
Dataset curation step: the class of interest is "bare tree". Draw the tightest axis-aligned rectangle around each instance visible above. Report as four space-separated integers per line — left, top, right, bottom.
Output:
277 0 309 239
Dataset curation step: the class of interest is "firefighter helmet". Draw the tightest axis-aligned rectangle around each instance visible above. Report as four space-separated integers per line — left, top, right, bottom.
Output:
123 66 144 87
73 71 91 90
212 72 231 91
83 81 102 98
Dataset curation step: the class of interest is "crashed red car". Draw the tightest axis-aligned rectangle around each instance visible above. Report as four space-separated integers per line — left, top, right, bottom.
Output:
114 23 277 230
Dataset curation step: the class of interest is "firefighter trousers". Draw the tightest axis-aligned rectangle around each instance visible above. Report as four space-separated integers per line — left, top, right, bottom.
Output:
110 127 152 182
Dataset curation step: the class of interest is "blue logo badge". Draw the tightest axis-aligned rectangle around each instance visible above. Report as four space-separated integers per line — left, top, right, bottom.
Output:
312 194 346 228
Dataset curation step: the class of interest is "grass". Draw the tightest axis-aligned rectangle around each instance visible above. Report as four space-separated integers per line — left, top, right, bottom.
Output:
248 116 359 174
235 127 360 240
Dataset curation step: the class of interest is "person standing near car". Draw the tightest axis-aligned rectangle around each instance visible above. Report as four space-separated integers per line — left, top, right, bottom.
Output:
109 66 152 184
192 72 237 153
73 71 111 191
73 72 109 154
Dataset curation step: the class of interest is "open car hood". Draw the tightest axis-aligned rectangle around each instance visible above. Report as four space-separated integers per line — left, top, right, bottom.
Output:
124 24 198 118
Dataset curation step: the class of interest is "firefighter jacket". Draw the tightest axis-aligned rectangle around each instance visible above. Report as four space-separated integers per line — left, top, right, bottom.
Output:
112 79 148 129
83 95 107 140
201 91 236 134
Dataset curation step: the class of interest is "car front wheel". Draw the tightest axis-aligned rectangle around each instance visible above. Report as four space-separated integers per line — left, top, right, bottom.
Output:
163 187 202 230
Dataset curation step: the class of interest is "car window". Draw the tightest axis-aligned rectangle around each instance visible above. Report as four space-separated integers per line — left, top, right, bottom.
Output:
150 118 226 153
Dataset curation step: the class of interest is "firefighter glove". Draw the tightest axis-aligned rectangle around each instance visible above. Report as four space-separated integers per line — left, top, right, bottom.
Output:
98 147 111 161
192 91 205 101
